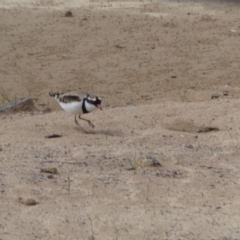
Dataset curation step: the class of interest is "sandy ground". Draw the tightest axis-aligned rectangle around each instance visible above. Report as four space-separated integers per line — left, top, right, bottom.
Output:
1 0 240 239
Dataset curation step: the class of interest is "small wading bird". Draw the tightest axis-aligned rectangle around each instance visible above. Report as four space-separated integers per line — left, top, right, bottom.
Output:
49 91 102 132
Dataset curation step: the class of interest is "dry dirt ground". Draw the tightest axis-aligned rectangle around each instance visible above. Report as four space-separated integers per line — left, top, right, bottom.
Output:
1 0 240 239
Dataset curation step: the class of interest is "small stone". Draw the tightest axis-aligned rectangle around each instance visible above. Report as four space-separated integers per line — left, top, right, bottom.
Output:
151 158 161 167
115 44 125 49
211 93 220 99
186 144 193 149
64 11 73 17
206 165 213 169
41 168 58 174
223 91 229 96
19 198 38 206
222 237 229 240
25 199 38 206
146 155 161 167
126 101 135 106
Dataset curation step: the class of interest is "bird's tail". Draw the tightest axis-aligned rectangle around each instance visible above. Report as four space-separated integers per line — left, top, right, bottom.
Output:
49 92 61 100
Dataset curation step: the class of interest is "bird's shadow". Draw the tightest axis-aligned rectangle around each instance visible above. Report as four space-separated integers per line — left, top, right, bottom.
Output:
76 127 124 137
96 129 124 137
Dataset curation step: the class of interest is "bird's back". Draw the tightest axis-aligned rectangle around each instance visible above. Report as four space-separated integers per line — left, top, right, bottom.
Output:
49 91 87 102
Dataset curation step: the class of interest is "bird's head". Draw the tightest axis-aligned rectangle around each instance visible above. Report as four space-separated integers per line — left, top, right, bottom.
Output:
86 95 102 110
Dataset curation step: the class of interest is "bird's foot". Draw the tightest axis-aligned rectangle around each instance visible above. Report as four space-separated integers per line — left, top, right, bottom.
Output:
75 118 89 133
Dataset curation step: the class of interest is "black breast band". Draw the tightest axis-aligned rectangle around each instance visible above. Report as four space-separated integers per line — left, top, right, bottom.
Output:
82 98 88 114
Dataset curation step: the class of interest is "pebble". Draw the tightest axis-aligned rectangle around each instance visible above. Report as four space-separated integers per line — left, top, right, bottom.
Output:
211 93 220 99
222 237 229 240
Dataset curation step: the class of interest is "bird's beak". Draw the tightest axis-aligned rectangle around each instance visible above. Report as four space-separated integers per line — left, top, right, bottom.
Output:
97 104 102 110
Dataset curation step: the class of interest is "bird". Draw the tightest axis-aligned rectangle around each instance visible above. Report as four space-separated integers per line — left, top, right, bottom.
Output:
49 90 102 131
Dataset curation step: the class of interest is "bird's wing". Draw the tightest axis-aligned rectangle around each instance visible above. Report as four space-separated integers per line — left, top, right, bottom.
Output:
59 91 88 103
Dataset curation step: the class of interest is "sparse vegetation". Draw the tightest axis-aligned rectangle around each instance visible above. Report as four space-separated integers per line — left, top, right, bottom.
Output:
0 85 15 103
91 180 98 197
177 78 188 102
67 175 71 194
87 214 95 240
144 185 150 213
128 144 143 173
47 72 53 80
105 126 112 140
112 221 119 240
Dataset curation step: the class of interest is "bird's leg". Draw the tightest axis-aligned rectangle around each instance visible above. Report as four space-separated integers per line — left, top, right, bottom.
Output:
74 115 88 133
78 115 95 128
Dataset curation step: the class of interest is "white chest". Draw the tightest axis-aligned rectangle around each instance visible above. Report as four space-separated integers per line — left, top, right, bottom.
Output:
84 100 97 113
59 100 84 114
